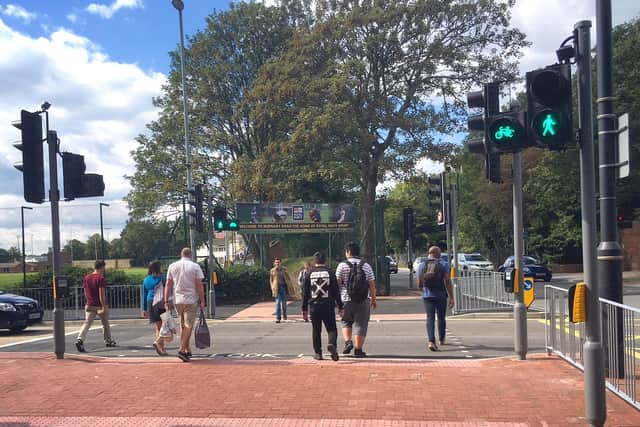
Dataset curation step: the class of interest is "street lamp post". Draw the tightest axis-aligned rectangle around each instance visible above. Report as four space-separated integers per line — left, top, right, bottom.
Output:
99 202 109 260
21 206 32 289
171 0 196 257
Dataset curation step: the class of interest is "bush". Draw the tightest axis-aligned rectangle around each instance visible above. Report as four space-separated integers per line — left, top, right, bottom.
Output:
214 264 270 304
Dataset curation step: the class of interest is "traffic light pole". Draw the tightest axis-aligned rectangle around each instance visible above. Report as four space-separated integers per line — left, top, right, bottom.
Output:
512 152 527 360
576 19 606 427
450 184 459 277
45 111 65 359
207 194 216 319
595 0 625 380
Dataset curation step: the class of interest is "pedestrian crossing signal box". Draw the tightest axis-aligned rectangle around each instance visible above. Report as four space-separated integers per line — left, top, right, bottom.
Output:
568 282 587 323
504 267 518 293
53 275 69 299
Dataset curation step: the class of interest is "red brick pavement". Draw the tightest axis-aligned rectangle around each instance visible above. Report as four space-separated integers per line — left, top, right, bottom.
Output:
1 352 638 426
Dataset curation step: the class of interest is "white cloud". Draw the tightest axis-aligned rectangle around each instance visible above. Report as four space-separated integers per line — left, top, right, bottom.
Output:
0 18 164 253
86 0 143 20
1 4 36 24
66 13 78 24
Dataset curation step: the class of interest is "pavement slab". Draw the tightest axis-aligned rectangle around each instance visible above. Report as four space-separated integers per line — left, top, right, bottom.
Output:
1 352 638 426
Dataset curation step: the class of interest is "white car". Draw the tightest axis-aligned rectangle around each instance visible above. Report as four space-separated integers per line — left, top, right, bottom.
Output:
457 253 494 271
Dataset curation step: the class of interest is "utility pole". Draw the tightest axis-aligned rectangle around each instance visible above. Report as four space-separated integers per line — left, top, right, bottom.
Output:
595 0 625 380
43 105 65 360
512 152 527 360
99 202 109 260
207 193 216 319
450 184 459 276
576 19 606 427
21 206 32 289
172 0 196 257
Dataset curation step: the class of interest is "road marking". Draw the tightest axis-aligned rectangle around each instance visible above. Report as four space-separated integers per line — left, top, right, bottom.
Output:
0 325 109 349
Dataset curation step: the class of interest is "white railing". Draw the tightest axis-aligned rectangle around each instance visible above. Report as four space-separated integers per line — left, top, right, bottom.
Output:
10 285 144 321
545 285 639 410
452 270 514 314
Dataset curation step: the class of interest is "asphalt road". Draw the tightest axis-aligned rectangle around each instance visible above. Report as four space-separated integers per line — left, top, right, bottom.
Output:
3 267 637 360
0 316 548 360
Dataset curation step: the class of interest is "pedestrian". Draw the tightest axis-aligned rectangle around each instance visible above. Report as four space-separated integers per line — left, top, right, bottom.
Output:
164 248 206 362
302 251 344 361
269 258 299 323
75 260 116 352
335 241 377 358
416 246 455 351
297 261 312 300
142 260 167 356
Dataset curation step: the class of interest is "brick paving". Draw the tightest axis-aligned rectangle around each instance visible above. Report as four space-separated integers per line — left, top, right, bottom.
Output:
1 352 638 426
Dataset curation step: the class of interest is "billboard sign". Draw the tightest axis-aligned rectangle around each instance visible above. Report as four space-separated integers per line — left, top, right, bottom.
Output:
235 202 354 233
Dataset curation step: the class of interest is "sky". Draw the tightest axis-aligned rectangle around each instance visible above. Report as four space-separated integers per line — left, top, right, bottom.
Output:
0 0 638 255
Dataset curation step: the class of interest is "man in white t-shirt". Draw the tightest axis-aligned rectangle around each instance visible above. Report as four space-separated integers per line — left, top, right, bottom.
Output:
165 247 205 362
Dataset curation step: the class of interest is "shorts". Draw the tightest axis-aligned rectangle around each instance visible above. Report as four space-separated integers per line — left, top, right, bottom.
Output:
175 303 198 329
341 300 371 337
148 304 166 323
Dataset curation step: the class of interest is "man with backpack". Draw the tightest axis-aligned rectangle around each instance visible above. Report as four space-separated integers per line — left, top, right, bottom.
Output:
335 241 377 358
417 246 455 351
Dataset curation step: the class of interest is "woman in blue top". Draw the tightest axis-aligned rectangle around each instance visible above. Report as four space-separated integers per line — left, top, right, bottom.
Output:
142 260 166 355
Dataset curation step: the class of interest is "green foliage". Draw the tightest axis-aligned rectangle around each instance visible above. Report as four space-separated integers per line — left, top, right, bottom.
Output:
613 17 640 214
383 177 446 256
214 264 270 303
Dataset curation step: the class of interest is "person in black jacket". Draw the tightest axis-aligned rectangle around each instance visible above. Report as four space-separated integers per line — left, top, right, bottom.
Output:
302 251 344 361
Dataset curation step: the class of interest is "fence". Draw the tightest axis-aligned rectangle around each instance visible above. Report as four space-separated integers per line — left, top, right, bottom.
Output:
10 285 143 321
545 285 639 410
452 270 514 315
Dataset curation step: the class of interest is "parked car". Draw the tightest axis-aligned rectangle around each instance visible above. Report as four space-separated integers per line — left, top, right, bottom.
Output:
0 291 44 333
498 256 552 282
410 255 429 272
457 253 494 271
385 256 398 274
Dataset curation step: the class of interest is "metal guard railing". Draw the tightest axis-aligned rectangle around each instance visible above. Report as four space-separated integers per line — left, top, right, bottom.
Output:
452 270 514 315
545 285 639 410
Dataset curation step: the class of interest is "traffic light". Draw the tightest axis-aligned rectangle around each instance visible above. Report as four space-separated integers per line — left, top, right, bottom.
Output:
467 83 503 182
189 185 204 232
487 111 527 153
526 63 573 150
213 207 239 231
62 151 105 199
227 218 239 231
467 82 500 155
486 153 502 183
617 206 633 229
12 110 44 203
428 172 446 225
402 207 414 241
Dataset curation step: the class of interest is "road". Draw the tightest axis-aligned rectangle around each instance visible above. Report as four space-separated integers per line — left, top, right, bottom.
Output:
2 267 637 360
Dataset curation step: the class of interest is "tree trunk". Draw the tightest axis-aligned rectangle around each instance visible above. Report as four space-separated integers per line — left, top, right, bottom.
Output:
359 164 378 263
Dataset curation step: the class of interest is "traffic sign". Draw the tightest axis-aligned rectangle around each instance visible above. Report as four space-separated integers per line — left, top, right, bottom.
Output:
523 276 535 308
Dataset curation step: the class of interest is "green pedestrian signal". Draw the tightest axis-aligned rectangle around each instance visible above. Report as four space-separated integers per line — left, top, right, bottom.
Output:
542 114 557 136
526 63 572 150
215 220 225 230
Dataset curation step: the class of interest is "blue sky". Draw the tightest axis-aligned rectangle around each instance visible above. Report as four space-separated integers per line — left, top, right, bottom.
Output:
0 0 638 255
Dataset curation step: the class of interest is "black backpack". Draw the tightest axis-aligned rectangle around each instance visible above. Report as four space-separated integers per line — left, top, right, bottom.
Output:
346 260 369 302
423 259 445 291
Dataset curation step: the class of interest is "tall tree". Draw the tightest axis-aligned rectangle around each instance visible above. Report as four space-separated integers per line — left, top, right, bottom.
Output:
126 1 311 217
248 0 528 258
